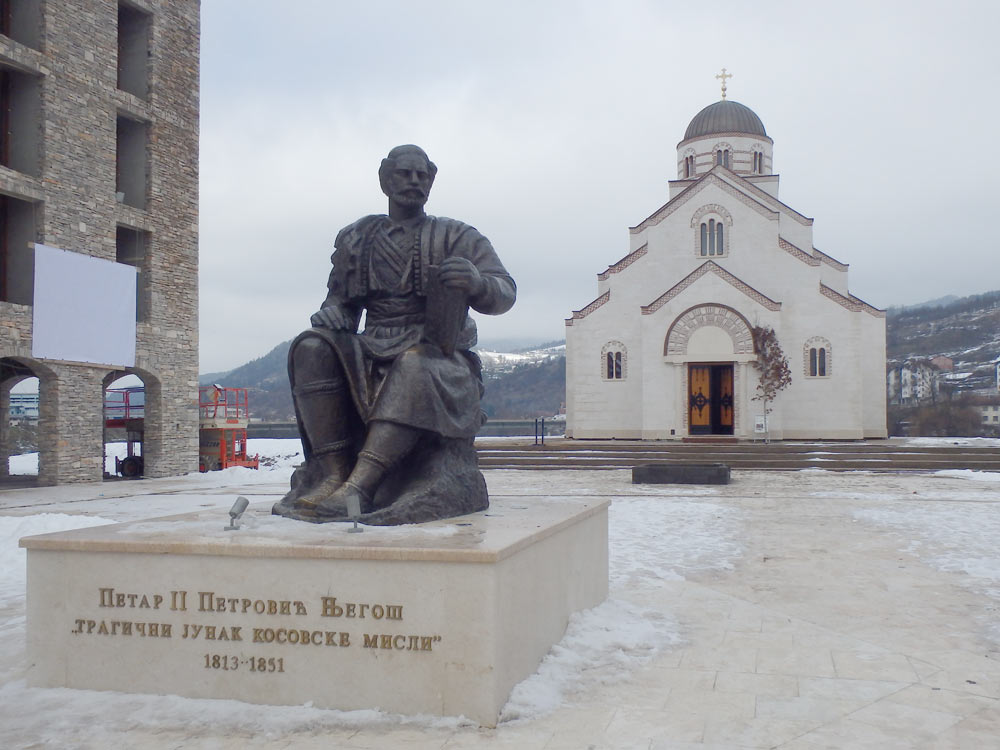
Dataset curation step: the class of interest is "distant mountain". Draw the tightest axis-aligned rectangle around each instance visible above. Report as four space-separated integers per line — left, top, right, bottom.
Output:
891 295 960 312
202 338 567 421
476 337 559 353
481 355 565 419
477 342 565 374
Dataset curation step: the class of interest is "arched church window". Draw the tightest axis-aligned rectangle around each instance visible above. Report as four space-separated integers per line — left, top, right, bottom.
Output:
804 337 832 377
700 220 724 256
691 204 732 258
601 341 627 381
684 155 695 178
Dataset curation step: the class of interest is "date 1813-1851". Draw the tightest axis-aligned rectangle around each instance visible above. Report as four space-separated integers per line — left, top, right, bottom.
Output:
204 654 284 673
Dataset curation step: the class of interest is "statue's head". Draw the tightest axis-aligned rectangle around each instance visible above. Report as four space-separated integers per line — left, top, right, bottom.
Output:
379 144 437 210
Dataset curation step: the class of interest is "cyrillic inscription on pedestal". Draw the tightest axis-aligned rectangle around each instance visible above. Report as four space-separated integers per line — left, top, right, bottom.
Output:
22 497 609 726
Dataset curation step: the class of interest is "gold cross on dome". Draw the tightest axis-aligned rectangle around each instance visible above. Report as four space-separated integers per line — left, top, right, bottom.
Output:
716 68 732 100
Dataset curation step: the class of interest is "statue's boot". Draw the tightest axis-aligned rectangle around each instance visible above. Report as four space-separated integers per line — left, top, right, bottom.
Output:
314 421 421 521
313 480 373 520
273 447 352 516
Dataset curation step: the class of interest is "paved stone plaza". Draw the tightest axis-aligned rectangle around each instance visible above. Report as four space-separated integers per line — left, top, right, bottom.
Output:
2 463 999 748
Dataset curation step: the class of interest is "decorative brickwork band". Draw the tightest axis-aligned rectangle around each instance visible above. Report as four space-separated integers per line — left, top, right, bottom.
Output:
812 247 849 271
737 174 814 227
819 283 862 311
819 285 883 317
779 237 821 266
664 304 756 356
630 172 779 234
676 132 774 150
641 261 781 315
566 291 611 326
597 245 648 281
851 295 886 318
690 204 734 228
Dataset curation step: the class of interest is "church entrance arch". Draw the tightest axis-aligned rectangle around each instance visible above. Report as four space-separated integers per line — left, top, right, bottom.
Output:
666 304 753 437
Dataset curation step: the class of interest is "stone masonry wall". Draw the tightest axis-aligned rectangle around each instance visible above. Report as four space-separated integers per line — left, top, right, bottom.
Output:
0 0 200 483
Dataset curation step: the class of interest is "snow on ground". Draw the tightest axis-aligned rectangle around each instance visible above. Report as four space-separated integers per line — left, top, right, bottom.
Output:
4 439 998 742
0 514 116 608
854 487 1000 643
7 452 37 476
0 440 702 737
933 468 1000 482
500 598 679 722
902 436 1000 448
7 437 306 477
609 495 742 588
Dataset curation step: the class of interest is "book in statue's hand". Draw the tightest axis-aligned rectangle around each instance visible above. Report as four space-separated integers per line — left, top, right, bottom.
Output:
423 265 469 357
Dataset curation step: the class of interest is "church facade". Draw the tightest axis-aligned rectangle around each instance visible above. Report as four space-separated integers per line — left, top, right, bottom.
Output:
565 97 887 440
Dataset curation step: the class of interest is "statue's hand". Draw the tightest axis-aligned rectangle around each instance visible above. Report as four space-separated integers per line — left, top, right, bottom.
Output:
438 257 484 297
311 306 354 330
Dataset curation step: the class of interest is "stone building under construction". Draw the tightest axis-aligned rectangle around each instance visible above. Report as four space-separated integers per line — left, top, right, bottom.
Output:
1 0 200 483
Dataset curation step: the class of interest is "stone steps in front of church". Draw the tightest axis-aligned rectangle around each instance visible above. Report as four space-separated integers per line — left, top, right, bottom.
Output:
475 439 1000 472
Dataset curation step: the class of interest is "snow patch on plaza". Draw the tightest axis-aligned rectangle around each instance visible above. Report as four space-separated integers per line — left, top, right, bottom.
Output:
609 496 743 587
854 501 1000 642
500 598 680 722
0 514 116 608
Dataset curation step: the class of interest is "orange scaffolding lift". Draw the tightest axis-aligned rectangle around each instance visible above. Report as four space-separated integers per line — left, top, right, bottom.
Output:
198 385 260 472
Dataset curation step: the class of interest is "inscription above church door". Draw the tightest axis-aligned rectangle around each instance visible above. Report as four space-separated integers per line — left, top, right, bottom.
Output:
688 364 734 435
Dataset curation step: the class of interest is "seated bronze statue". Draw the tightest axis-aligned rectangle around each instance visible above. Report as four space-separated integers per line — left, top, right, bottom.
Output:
273 145 516 524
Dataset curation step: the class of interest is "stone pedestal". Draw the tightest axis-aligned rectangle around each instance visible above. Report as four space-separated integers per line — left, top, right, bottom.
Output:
21 497 608 726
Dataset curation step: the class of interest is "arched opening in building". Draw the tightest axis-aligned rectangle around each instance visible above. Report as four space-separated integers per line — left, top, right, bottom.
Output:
1 357 43 484
103 371 146 479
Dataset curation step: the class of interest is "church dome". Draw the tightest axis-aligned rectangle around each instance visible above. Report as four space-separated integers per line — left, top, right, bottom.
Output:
684 100 767 140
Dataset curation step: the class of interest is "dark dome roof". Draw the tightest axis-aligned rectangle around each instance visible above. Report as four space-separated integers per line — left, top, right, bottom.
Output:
684 100 767 140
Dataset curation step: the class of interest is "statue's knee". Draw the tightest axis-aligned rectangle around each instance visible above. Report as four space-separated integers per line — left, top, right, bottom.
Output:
292 336 339 381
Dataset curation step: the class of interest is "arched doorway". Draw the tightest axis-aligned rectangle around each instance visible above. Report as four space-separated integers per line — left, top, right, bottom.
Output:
1 357 55 484
665 305 755 437
103 371 145 478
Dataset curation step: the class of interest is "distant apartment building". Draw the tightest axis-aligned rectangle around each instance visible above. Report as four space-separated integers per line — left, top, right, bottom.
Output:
886 359 942 406
979 402 1000 433
1 1 200 483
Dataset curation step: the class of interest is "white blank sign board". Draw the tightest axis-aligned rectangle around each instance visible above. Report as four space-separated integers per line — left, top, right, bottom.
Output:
31 243 137 366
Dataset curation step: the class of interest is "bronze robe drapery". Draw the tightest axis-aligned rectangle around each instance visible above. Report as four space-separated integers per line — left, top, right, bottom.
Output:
292 214 516 448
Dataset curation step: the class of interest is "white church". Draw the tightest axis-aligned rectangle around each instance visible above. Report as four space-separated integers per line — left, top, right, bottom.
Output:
565 84 887 441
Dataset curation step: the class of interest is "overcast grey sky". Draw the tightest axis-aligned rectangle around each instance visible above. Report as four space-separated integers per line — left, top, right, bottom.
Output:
198 0 999 373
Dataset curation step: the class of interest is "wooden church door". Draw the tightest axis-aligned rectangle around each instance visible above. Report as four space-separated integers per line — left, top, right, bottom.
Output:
688 364 734 435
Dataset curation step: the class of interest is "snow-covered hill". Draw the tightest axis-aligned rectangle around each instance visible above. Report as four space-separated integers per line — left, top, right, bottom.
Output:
887 291 1000 394
476 343 565 376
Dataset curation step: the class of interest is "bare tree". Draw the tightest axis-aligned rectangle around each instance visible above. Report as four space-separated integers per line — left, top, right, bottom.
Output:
750 326 792 439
